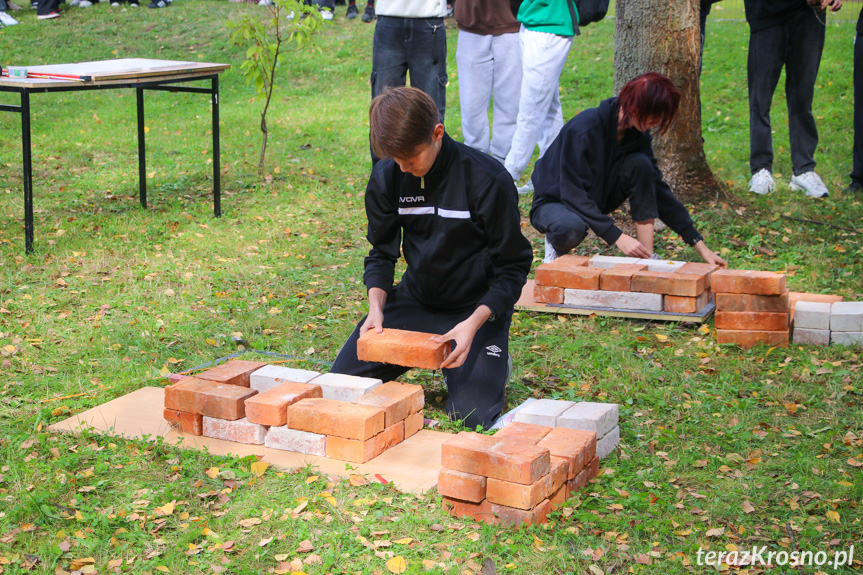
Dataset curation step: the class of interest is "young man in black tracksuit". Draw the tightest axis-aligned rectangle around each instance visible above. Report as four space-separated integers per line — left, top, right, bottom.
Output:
331 87 532 429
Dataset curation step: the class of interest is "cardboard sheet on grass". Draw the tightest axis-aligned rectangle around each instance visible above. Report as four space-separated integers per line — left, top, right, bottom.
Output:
516 279 715 323
49 386 448 494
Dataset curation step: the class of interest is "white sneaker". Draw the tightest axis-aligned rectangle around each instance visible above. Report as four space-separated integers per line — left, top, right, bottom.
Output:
748 168 776 195
78 0 93 6
0 10 19 24
517 180 534 196
790 171 829 198
320 7 333 19
542 236 559 264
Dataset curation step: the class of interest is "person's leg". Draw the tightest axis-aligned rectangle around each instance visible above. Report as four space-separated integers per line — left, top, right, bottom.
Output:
405 17 448 124
530 202 589 256
747 24 786 175
36 0 59 16
456 30 494 155
784 9 825 176
370 16 409 163
610 152 658 251
442 311 513 429
488 31 522 164
853 27 863 188
504 26 572 181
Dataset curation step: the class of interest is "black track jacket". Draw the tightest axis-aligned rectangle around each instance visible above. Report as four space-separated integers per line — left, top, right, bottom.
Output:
363 133 532 318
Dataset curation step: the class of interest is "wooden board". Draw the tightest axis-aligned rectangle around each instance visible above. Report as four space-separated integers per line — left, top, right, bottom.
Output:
20 58 229 81
48 387 449 494
516 280 715 323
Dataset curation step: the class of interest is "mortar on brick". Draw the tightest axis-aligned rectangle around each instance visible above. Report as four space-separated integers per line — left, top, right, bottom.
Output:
587 255 642 269
563 289 664 311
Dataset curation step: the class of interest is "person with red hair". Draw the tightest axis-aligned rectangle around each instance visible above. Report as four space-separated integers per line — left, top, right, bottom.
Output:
529 72 727 267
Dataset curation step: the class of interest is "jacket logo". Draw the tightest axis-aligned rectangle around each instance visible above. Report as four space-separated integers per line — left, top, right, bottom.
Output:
399 196 425 203
486 345 501 357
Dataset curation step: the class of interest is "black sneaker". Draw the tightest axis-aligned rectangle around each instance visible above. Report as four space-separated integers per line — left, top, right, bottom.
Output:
147 0 168 7
346 3 357 18
334 0 344 5
843 180 863 194
361 3 373 21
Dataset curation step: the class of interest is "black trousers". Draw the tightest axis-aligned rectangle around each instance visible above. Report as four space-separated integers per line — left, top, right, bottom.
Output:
330 283 511 429
36 0 60 16
532 152 657 255
853 23 863 186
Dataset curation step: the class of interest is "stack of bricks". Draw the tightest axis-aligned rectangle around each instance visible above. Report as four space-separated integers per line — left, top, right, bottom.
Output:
712 269 790 347
438 424 598 527
163 359 425 464
513 398 619 459
533 255 717 314
793 298 862 347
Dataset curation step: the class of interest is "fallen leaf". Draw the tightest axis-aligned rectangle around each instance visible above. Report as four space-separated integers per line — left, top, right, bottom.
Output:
206 468 219 479
238 517 261 528
742 500 755 514
386 555 407 573
826 510 841 524
706 527 725 537
847 458 862 468
349 475 368 487
297 540 314 553
250 461 269 477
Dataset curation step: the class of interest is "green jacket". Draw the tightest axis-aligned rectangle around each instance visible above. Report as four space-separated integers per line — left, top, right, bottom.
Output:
518 0 576 37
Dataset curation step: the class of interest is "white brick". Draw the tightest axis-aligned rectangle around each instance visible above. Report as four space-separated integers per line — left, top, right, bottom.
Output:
830 302 863 332
596 426 620 459
636 258 686 273
564 289 663 311
250 365 321 393
203 417 267 444
831 331 863 347
587 255 642 269
793 328 830 347
558 402 619 437
265 426 326 456
793 301 832 330
513 398 576 427
310 372 382 401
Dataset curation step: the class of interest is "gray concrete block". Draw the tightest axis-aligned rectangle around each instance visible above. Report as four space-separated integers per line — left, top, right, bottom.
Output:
265 426 326 456
588 255 642 269
564 289 664 311
792 327 830 347
830 302 863 332
310 372 382 402
513 398 576 427
831 331 863 347
558 402 619 437
250 365 321 393
793 301 832 330
596 426 620 459
636 258 686 273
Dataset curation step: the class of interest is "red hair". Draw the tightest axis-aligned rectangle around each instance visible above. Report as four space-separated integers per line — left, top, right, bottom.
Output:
618 72 681 134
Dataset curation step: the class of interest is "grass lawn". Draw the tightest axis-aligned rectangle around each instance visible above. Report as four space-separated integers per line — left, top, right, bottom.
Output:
0 3 861 574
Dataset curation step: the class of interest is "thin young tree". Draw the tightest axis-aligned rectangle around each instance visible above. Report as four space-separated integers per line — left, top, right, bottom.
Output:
229 0 323 169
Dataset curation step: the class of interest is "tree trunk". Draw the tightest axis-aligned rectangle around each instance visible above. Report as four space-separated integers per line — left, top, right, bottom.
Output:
614 0 719 201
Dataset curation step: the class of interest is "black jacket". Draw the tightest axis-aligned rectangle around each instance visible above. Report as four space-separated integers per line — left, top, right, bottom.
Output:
363 133 532 317
530 97 701 247
744 0 809 32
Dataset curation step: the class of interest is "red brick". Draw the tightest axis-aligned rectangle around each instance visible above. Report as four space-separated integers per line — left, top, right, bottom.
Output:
716 329 789 348
494 422 552 445
442 497 552 526
534 284 564 304
550 457 568 493
599 264 648 292
442 497 497 524
203 417 267 444
487 473 554 510
163 409 203 435
550 485 568 510
438 468 487 503
664 290 711 314
404 411 424 439
441 432 550 485
288 397 385 440
568 468 588 494
587 455 599 480
711 269 786 295
535 261 603 290
196 360 268 387
631 270 706 297
357 329 450 370
164 377 257 420
676 262 720 289
326 421 404 463
715 290 789 312
244 381 322 426
537 428 596 480
714 311 789 331
351 381 424 427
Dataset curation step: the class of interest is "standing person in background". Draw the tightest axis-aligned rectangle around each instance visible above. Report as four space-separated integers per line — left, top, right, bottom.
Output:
454 0 522 164
744 0 842 198
700 0 722 63
504 0 575 195
370 0 447 165
847 4 863 194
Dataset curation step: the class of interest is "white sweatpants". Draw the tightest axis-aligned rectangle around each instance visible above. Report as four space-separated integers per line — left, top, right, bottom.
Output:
504 25 573 181
456 29 522 164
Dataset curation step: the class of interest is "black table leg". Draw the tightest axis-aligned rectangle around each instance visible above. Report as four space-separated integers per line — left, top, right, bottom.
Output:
136 87 147 209
22 91 33 254
212 76 221 217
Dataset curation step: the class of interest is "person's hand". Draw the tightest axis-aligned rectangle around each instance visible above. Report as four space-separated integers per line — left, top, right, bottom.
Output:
432 306 492 369
822 0 842 11
694 240 728 268
360 287 388 334
614 233 652 259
